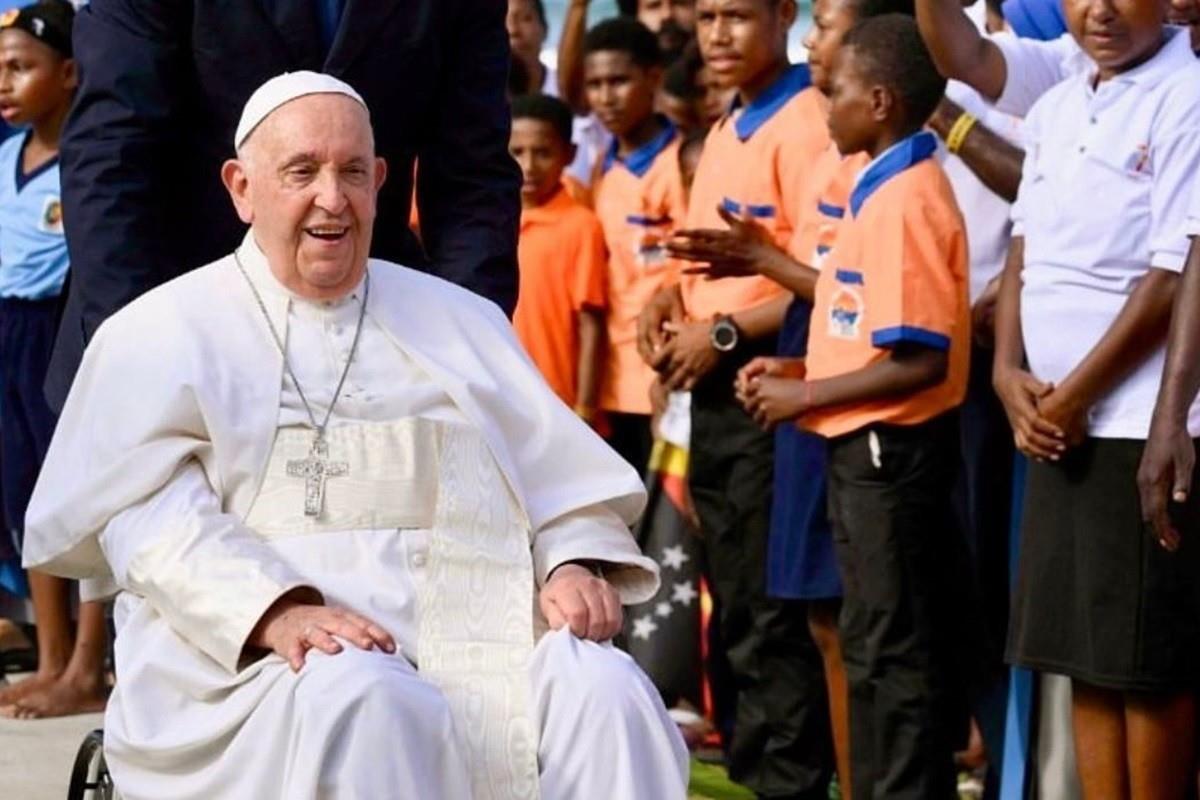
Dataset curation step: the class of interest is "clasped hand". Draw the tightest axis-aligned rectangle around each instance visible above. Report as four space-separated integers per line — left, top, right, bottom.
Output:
538 563 623 642
736 357 809 428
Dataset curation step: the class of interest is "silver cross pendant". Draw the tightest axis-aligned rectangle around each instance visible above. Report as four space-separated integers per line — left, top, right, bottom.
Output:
286 432 349 517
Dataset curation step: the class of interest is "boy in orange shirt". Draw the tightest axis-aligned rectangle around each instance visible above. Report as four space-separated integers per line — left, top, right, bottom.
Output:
739 16 971 798
585 17 686 469
510 95 607 419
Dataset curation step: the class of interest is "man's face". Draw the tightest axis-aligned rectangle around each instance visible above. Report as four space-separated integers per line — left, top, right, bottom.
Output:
825 46 880 156
507 0 547 63
223 94 387 300
803 0 860 94
584 50 661 139
695 0 794 92
0 29 75 127
509 118 572 209
638 0 697 32
1063 0 1166 78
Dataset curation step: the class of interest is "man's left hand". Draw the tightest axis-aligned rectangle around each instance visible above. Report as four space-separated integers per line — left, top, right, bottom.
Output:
668 206 781 281
652 321 721 391
540 564 623 642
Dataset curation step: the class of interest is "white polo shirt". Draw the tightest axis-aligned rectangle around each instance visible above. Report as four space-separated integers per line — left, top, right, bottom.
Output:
1012 28 1200 439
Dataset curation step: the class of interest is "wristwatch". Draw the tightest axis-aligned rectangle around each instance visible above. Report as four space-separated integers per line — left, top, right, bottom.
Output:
710 315 740 353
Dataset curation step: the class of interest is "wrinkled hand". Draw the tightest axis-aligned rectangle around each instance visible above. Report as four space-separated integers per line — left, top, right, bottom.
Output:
652 321 721 391
993 367 1064 460
637 286 685 365
735 357 805 406
1037 387 1088 450
250 591 397 672
539 564 623 641
668 206 782 280
1138 417 1195 552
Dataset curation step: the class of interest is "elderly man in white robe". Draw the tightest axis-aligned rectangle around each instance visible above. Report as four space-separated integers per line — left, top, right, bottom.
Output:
22 72 689 800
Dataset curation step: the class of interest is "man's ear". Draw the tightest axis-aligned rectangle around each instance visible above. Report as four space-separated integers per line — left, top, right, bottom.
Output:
61 57 78 93
221 159 255 224
778 0 799 30
870 84 895 124
374 157 389 192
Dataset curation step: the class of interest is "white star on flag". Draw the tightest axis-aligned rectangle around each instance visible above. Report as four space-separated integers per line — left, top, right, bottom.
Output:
671 581 699 607
631 615 659 640
661 545 689 571
655 601 673 619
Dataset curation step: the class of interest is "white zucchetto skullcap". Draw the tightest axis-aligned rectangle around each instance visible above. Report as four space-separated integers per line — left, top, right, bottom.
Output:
234 71 368 149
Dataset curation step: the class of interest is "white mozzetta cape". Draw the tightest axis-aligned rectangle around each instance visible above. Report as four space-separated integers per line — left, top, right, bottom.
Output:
24 248 653 644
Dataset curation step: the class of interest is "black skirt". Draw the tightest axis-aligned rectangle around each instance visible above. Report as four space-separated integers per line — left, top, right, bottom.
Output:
1007 438 1200 692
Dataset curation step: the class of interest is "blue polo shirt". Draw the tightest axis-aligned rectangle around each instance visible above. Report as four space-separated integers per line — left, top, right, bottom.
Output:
0 132 69 300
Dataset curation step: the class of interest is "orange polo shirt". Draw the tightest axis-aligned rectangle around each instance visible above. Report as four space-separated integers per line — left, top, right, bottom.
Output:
593 121 686 414
681 65 830 322
513 186 608 407
787 144 869 269
804 133 970 439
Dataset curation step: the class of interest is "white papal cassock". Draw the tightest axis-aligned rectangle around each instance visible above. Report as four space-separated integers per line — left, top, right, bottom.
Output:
23 236 689 800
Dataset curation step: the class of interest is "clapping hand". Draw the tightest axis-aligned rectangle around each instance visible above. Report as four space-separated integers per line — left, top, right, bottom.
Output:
668 205 781 280
539 563 623 642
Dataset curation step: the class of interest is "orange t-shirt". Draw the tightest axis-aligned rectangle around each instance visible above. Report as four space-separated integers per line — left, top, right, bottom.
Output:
593 122 686 414
786 144 869 270
804 133 970 439
513 187 608 407
681 66 830 321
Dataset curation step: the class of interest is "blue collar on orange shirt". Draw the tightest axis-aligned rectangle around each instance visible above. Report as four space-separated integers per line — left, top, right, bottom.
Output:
603 116 678 178
849 131 938 217
731 64 812 142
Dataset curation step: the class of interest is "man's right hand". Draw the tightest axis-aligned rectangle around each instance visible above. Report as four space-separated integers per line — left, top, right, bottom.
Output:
993 366 1064 461
637 285 684 365
1138 417 1195 553
249 589 397 672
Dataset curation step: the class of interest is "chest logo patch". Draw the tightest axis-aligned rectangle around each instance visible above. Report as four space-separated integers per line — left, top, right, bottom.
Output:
39 197 64 235
828 286 863 340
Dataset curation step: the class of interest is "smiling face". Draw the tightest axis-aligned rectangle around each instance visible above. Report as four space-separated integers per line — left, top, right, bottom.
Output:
695 0 796 96
0 28 75 128
1063 0 1167 80
222 94 388 301
584 49 661 139
804 0 862 94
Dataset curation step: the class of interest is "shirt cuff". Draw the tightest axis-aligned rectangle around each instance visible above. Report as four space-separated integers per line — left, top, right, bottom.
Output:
1150 249 1188 274
533 505 660 605
871 326 952 351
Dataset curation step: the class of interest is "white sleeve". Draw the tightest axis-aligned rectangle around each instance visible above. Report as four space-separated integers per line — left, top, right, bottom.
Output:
1149 80 1200 272
532 505 659 605
1009 103 1044 238
100 460 317 673
993 32 1081 117
1189 182 1200 238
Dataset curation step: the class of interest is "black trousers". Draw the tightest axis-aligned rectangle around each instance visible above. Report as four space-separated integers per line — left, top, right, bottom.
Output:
605 411 654 473
689 351 832 799
828 415 972 800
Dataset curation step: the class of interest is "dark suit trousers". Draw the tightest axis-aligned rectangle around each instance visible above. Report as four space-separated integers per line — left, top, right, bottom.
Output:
688 349 832 799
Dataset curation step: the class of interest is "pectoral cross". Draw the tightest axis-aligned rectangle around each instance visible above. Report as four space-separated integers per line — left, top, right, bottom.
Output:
287 434 348 517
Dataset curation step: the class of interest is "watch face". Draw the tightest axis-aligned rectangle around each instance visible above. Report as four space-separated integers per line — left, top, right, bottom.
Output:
712 321 737 351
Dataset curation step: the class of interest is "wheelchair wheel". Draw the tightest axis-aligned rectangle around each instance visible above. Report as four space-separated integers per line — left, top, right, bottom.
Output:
67 729 115 800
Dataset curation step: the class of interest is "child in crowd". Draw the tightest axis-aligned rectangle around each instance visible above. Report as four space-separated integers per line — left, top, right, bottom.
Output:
0 0 109 720
641 0 836 795
986 5 1200 796
738 15 971 797
509 94 607 421
585 17 686 470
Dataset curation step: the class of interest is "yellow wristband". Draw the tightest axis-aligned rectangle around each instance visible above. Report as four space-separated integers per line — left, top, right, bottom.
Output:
945 113 978 155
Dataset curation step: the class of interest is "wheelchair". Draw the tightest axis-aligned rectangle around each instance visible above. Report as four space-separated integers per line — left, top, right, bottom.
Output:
67 728 117 800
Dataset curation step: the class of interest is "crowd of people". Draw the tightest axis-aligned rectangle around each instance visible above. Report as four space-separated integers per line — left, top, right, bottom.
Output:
1 0 1200 798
